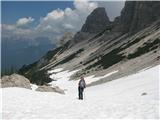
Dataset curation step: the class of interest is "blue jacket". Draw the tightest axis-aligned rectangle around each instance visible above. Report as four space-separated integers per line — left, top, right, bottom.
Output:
78 79 86 88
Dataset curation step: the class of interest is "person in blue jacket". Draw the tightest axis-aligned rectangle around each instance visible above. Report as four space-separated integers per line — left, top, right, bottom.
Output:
78 77 86 100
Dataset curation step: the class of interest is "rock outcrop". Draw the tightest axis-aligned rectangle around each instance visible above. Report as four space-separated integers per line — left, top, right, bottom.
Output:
72 7 110 44
81 7 110 33
36 85 65 94
115 1 160 33
1 74 31 89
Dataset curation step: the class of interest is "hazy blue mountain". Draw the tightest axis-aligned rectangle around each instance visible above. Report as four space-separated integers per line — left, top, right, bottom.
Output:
1 37 55 71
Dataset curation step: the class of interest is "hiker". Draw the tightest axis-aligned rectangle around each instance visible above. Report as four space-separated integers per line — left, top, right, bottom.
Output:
78 77 86 100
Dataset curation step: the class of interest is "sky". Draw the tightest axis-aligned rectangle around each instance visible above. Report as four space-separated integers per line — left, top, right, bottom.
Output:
2 1 74 24
1 0 125 44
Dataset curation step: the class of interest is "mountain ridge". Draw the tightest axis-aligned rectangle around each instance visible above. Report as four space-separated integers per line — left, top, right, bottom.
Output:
18 1 160 86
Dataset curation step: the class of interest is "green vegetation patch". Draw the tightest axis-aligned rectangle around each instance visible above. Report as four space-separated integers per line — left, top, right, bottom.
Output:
45 47 62 61
86 47 125 70
84 35 149 70
53 48 84 67
45 41 71 61
122 35 146 50
18 61 38 75
127 38 159 59
19 64 52 85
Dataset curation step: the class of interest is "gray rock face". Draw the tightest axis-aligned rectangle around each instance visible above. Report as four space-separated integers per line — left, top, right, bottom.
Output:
72 7 110 44
81 7 110 33
116 1 160 33
72 32 94 44
1 74 31 89
36 85 65 94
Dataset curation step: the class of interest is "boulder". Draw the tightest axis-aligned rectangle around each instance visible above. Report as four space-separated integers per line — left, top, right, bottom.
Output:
36 85 65 94
1 74 31 89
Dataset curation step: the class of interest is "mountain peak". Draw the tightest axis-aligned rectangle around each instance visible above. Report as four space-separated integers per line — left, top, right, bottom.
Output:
81 7 110 33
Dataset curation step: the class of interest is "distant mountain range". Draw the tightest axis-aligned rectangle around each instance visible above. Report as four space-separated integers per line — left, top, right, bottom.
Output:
1 37 55 71
19 1 160 85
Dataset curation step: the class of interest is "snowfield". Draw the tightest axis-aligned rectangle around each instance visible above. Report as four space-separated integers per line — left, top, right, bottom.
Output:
1 65 159 119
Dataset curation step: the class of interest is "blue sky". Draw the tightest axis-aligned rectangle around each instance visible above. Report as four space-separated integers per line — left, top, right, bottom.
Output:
2 1 74 24
1 1 124 44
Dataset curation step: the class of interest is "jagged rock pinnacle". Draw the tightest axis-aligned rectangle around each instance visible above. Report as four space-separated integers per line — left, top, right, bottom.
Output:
81 7 110 33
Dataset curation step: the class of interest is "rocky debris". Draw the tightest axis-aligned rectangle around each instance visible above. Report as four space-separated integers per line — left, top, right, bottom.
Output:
36 85 65 94
115 1 160 33
81 7 110 33
1 74 31 89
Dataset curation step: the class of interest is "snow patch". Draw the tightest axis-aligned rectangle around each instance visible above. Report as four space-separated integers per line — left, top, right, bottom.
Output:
30 84 38 91
49 69 79 80
48 69 80 93
85 70 118 84
48 68 63 74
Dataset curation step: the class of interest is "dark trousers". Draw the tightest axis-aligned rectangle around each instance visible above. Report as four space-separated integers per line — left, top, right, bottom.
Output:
78 86 84 100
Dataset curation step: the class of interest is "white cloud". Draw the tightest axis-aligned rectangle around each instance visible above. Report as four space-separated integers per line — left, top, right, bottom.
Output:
2 24 16 31
36 0 98 36
2 24 33 39
62 23 74 29
74 0 98 13
44 9 64 21
16 17 34 27
2 0 124 45
10 0 96 44
2 0 98 44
